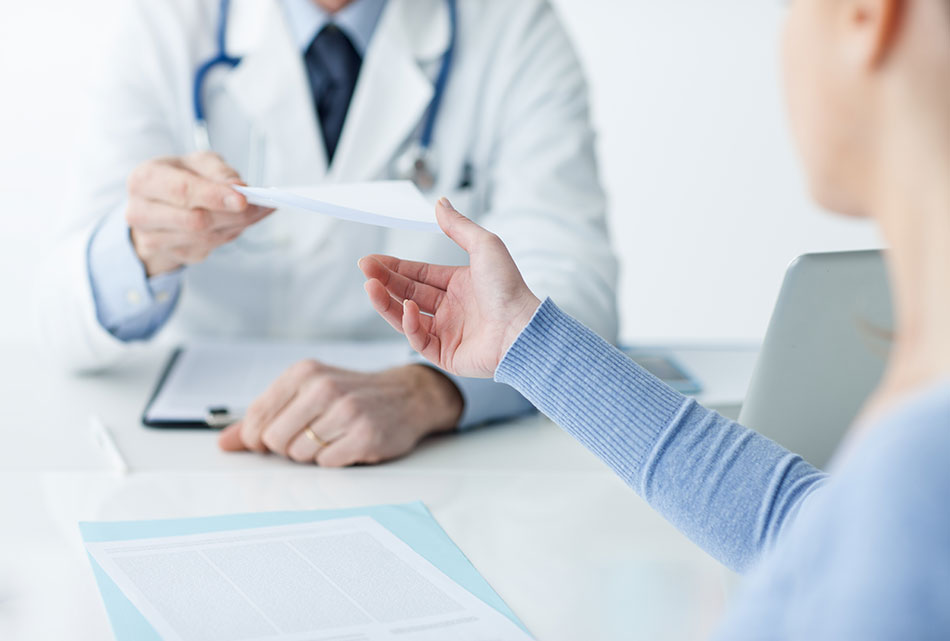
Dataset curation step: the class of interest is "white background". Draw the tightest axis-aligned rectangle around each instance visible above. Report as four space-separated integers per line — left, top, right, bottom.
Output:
0 0 881 351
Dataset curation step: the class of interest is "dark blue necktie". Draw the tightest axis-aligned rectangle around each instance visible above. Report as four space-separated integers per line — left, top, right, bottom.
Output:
304 24 363 164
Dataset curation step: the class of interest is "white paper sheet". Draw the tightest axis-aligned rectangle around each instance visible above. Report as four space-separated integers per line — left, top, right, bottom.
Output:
234 181 440 232
146 340 414 423
85 517 532 641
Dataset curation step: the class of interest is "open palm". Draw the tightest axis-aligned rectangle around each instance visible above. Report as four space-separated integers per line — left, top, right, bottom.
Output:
359 199 541 379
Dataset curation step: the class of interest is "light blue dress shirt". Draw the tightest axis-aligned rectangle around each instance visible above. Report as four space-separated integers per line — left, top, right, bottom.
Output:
87 0 534 429
280 0 385 54
87 207 184 342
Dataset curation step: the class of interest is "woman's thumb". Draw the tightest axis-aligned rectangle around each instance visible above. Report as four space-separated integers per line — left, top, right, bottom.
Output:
436 197 484 252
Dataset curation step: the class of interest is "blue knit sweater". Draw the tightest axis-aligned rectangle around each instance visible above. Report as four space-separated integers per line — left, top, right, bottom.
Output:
495 299 950 640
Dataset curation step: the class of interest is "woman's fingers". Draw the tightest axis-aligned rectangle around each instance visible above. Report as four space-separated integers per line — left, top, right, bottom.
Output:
364 279 405 333
359 255 456 291
359 258 445 313
402 300 440 362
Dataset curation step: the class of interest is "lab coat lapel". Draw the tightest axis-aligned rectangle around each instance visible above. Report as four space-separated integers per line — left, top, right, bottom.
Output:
223 1 327 183
328 0 449 182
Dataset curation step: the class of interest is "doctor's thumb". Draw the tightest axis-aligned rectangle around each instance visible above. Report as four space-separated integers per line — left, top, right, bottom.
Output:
218 422 247 452
436 197 484 253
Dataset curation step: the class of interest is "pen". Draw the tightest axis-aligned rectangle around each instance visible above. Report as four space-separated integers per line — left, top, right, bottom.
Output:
89 415 130 475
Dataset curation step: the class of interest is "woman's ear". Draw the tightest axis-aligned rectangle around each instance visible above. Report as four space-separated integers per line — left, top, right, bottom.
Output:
842 0 905 68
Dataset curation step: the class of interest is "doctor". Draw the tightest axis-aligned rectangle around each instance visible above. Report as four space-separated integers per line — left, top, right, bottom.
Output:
36 0 618 466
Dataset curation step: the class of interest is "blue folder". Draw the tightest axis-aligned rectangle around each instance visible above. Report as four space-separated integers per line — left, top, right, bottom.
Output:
80 501 526 640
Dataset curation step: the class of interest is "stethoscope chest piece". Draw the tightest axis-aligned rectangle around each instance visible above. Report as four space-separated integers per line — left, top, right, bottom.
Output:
395 143 438 192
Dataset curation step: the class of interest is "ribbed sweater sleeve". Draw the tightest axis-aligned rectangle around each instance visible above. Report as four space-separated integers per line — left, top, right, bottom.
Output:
495 299 828 572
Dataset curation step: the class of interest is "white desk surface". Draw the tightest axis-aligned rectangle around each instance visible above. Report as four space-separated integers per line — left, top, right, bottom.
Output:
0 343 757 641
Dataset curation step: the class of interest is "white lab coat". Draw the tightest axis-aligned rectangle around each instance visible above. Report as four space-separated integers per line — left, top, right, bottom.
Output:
36 0 618 372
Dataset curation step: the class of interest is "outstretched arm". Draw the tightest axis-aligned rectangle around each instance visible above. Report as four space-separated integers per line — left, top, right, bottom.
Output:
360 197 541 379
360 200 827 572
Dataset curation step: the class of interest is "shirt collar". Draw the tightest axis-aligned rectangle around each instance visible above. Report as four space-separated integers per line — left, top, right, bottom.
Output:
279 0 387 56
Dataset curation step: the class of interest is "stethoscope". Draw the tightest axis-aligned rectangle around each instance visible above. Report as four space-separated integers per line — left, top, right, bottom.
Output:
193 0 458 191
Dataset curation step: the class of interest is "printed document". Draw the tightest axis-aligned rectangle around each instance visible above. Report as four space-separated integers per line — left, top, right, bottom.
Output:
234 181 440 232
85 517 533 641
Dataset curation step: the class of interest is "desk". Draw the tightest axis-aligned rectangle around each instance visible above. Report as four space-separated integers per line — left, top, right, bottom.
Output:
0 344 757 641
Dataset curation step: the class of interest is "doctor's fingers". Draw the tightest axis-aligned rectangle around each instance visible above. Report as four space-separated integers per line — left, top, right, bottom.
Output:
257 376 346 456
217 421 248 451
179 151 242 183
313 405 414 467
285 402 356 464
128 161 247 213
358 258 445 314
127 198 270 234
132 227 243 265
239 359 336 452
314 432 372 468
360 255 456 290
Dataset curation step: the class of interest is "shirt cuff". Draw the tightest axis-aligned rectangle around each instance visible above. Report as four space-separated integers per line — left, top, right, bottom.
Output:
444 373 536 430
412 354 535 429
87 208 183 341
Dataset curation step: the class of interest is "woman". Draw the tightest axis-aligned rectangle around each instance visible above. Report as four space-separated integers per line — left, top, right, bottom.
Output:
358 0 950 637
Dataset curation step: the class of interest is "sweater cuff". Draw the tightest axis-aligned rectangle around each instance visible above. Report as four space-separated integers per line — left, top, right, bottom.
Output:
494 298 686 482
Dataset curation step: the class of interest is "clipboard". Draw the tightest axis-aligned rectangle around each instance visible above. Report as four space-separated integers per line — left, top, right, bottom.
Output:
141 339 416 429
141 348 208 429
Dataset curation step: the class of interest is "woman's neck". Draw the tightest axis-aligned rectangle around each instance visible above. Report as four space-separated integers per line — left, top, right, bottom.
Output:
866 144 950 417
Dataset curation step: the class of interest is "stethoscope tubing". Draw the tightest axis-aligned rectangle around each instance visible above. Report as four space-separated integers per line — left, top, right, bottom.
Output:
418 0 457 152
193 0 242 127
193 0 458 184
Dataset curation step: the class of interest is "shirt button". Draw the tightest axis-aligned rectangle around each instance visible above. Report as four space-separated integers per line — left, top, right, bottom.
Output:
126 290 141 305
156 291 170 303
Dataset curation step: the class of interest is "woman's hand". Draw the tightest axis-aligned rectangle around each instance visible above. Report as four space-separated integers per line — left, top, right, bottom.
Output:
358 198 541 379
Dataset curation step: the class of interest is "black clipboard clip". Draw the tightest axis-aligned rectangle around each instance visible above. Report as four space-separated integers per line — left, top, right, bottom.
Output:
142 348 244 429
204 406 242 429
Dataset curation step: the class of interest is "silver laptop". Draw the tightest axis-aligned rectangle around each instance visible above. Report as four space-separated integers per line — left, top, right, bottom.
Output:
738 250 892 469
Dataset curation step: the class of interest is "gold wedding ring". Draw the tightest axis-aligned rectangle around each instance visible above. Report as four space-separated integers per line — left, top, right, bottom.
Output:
304 427 329 449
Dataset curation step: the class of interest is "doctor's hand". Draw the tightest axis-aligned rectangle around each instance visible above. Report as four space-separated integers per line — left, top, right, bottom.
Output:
358 199 541 379
125 152 273 276
216 362 463 467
